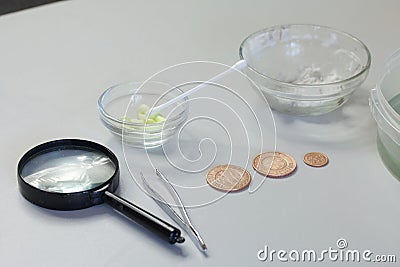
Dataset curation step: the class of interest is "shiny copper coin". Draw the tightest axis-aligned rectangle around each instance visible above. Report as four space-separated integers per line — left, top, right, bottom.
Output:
206 164 251 192
252 152 297 178
303 152 329 167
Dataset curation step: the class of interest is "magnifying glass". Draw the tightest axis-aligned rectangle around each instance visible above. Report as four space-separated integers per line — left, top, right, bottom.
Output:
17 139 185 245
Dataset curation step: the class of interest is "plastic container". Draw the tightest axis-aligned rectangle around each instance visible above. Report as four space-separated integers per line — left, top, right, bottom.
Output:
370 49 400 179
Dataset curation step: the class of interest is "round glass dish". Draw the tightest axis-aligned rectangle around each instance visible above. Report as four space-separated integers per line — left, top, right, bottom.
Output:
370 49 400 181
240 24 371 116
98 81 189 148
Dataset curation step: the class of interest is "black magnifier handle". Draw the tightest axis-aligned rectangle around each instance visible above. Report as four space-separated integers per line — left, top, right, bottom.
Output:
103 191 185 244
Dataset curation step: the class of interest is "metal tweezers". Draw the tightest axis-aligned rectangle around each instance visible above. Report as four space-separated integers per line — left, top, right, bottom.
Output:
140 169 207 252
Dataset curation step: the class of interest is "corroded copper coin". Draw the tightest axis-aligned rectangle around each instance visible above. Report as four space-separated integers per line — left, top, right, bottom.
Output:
303 152 329 167
206 165 251 192
252 152 297 178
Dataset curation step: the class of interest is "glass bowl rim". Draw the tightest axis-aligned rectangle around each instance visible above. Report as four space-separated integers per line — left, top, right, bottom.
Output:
97 81 189 127
239 23 371 88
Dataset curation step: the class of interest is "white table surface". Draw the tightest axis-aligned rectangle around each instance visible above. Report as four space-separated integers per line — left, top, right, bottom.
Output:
1 0 400 266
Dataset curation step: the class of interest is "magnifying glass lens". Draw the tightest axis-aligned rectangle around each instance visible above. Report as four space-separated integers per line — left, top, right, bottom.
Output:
18 139 184 245
21 148 116 193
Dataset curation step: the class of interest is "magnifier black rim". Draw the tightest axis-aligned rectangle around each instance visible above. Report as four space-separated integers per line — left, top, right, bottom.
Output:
17 139 120 210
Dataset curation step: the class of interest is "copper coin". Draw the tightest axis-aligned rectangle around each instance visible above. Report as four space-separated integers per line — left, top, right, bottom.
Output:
252 152 297 178
206 164 251 192
303 152 329 167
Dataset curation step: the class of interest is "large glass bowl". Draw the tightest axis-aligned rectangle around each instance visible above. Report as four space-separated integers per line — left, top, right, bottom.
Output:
98 81 189 148
240 24 371 115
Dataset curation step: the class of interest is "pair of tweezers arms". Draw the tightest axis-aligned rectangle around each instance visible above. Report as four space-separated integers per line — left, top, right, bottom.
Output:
140 169 207 252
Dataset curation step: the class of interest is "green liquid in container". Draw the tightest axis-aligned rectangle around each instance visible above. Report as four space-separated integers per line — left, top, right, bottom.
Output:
377 93 400 180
